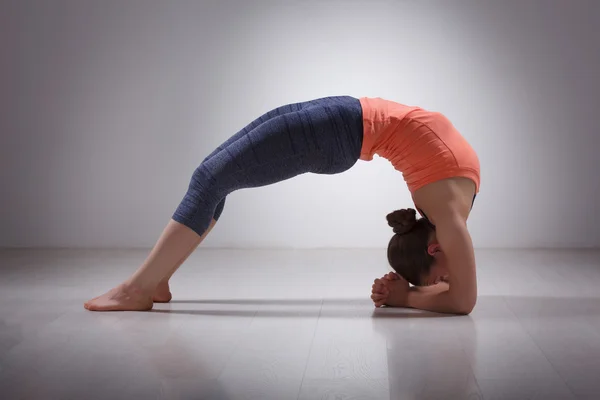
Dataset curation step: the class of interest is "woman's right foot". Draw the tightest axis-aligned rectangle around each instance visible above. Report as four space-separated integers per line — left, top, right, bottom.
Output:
84 283 153 311
153 280 172 303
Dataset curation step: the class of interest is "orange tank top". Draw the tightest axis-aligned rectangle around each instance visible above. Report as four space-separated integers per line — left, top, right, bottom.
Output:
359 97 480 194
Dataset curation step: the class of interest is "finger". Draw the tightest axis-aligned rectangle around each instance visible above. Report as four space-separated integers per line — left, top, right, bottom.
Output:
388 272 402 280
371 292 386 299
372 286 386 296
371 295 385 307
374 280 389 293
376 278 389 289
373 281 388 294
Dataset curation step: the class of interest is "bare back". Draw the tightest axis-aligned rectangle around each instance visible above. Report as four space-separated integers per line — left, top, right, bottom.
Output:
412 177 477 225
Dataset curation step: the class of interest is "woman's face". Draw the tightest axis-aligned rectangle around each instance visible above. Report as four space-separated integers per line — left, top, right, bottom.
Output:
420 254 450 286
421 272 450 286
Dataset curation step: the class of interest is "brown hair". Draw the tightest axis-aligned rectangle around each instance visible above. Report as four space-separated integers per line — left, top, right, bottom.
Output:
386 208 435 286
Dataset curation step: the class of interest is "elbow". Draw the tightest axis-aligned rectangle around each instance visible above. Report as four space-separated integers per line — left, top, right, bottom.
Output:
454 298 477 315
455 306 473 316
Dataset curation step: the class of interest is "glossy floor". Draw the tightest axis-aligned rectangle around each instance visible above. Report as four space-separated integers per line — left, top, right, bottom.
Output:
1 249 599 400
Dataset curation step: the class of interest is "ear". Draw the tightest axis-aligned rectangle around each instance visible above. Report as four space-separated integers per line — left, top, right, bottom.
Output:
427 243 442 256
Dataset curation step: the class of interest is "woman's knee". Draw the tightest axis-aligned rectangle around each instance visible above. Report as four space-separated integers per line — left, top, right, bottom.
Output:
182 164 221 206
173 167 225 230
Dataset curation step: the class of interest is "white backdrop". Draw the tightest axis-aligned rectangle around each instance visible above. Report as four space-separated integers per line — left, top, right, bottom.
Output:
1 0 599 249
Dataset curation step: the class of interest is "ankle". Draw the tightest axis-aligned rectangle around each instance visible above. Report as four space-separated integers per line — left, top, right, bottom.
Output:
121 280 155 296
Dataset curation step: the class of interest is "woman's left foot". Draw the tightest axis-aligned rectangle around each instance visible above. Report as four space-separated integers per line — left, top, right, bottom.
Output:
153 281 172 303
84 283 153 311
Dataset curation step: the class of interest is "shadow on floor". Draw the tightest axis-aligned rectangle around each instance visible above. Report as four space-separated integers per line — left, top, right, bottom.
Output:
152 296 600 319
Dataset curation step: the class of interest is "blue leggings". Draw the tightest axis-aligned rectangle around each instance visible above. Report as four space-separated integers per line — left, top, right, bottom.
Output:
172 96 364 236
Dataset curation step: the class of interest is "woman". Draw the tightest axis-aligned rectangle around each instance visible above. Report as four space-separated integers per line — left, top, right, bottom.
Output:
85 95 480 314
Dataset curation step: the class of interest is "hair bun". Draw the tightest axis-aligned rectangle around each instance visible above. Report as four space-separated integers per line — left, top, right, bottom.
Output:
386 208 417 235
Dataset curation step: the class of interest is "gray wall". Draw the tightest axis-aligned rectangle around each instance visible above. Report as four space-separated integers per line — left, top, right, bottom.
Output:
1 0 599 248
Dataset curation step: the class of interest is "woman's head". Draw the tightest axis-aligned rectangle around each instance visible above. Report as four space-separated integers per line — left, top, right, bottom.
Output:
386 208 448 286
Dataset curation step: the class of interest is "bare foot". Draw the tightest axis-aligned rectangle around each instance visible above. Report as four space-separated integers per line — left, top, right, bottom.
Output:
84 283 153 311
153 280 172 303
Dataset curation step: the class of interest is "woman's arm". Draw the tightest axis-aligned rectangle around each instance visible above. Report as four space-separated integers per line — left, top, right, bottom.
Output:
407 212 477 314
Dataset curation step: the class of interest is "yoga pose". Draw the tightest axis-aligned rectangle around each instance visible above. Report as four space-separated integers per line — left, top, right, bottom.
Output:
84 96 480 314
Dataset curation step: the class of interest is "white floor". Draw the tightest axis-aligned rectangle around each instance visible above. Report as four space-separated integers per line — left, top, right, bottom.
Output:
0 249 599 400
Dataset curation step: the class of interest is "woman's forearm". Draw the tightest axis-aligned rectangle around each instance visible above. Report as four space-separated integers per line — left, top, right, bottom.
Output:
406 285 473 315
